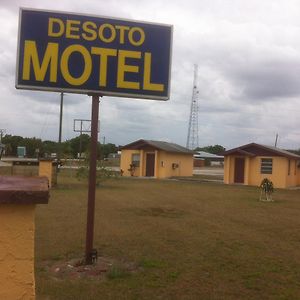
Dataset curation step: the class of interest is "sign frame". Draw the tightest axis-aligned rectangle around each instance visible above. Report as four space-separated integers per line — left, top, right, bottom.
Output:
15 7 173 101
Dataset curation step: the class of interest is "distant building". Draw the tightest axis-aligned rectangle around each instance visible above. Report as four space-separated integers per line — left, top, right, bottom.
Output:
120 139 194 178
105 152 120 165
107 153 121 159
223 143 300 188
194 151 224 167
17 146 26 158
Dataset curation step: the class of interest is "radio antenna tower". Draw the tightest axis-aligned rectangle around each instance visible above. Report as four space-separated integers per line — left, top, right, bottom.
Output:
186 64 199 150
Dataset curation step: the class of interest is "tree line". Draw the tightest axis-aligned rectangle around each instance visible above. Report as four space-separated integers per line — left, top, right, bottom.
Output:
3 134 298 159
1 134 119 159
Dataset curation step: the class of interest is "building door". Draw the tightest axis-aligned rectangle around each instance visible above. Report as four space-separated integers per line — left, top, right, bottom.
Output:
146 153 155 177
234 157 245 183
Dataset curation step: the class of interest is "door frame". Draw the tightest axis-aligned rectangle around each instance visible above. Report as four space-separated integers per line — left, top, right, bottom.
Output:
234 157 245 183
145 153 155 177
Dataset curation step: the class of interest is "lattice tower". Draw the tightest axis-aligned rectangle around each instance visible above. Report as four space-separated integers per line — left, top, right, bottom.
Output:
186 64 199 150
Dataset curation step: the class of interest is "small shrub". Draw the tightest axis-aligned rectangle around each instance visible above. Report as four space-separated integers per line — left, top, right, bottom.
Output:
260 178 274 202
76 163 120 186
76 166 89 181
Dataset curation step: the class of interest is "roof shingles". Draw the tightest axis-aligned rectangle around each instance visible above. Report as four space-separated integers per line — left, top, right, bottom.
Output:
122 139 194 154
223 143 300 159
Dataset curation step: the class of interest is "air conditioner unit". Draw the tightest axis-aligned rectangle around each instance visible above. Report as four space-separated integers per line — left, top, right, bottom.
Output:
172 163 179 169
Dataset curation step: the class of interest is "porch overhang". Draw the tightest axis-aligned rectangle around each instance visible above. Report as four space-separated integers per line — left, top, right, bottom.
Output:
224 149 256 157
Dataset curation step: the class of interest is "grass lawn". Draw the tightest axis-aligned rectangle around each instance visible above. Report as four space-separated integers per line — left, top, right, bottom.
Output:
35 171 300 299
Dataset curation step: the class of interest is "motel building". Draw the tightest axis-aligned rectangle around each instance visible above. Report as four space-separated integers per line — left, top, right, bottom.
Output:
223 143 300 189
120 139 194 179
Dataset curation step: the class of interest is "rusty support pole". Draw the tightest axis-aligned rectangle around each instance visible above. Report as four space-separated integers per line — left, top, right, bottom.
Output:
58 92 64 156
57 92 64 173
85 95 100 264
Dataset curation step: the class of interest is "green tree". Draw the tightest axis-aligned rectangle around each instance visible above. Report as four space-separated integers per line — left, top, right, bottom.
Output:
1 133 119 159
1 135 24 156
194 144 225 155
61 140 73 158
22 137 43 157
42 140 58 156
1 135 44 157
68 134 91 158
100 143 118 159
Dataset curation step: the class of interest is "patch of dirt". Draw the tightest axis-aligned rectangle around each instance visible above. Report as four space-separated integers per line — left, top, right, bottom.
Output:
39 256 140 280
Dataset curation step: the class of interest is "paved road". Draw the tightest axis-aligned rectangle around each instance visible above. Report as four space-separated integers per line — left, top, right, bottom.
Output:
193 168 224 176
107 167 224 176
59 165 224 177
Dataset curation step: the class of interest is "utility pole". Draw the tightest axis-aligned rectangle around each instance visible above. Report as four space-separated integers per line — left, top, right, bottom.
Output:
274 133 278 147
0 129 5 143
0 129 6 160
73 119 99 158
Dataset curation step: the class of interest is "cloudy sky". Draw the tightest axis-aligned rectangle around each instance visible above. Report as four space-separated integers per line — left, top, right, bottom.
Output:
1 0 300 150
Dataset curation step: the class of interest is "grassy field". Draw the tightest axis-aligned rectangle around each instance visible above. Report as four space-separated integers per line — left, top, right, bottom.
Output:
35 171 300 299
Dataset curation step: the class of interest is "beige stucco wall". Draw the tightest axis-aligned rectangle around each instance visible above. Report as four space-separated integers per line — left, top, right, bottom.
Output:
224 155 236 184
286 159 300 187
120 149 141 177
224 155 300 188
223 156 230 184
39 160 54 188
0 205 35 299
298 163 300 185
248 156 287 188
156 151 193 178
120 149 193 178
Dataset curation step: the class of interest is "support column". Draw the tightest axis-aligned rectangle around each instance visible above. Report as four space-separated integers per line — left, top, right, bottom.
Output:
139 150 144 177
224 156 230 184
0 176 49 300
154 150 159 178
39 159 55 188
244 156 250 185
85 95 100 265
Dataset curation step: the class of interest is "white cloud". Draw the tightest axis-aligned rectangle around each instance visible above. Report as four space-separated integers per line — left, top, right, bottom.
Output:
0 0 299 150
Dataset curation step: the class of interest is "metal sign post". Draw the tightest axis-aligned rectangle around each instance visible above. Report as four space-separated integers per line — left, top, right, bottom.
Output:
16 8 173 266
85 94 100 264
57 92 64 166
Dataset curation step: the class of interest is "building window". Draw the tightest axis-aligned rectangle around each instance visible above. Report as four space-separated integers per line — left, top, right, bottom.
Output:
288 159 291 175
261 158 273 174
131 153 140 167
295 161 297 175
